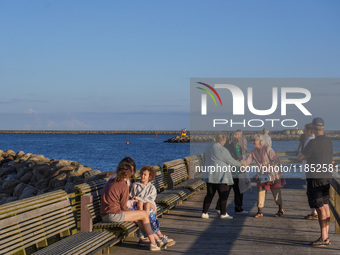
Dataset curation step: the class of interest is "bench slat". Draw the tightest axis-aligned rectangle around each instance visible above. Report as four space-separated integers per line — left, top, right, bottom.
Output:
0 199 70 228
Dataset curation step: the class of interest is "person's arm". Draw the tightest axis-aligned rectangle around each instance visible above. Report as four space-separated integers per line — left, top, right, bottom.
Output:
267 147 280 166
143 185 157 205
241 152 253 166
297 141 302 151
121 184 131 211
300 139 314 161
221 147 241 167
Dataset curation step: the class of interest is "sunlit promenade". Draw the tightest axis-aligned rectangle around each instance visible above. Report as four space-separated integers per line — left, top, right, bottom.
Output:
110 178 340 255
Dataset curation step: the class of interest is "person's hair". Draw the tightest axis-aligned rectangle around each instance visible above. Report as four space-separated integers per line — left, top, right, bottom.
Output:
140 165 155 181
252 134 266 147
115 163 132 182
263 128 269 134
304 123 313 131
118 157 136 175
232 131 241 143
215 133 226 143
236 129 243 134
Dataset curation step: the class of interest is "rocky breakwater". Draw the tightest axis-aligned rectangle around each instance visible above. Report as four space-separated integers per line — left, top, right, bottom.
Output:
0 150 114 205
164 134 324 143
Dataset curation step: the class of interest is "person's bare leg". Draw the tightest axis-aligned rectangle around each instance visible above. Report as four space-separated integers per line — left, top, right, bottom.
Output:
124 210 159 245
324 204 330 238
315 206 330 242
137 200 143 211
144 202 151 216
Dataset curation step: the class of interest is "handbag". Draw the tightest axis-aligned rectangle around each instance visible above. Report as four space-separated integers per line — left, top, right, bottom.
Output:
238 171 251 193
258 173 274 184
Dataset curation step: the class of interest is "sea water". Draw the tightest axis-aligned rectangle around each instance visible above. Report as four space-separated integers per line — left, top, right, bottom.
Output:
0 134 338 173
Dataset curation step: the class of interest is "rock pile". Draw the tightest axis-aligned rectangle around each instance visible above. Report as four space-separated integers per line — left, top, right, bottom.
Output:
0 150 113 205
165 134 304 143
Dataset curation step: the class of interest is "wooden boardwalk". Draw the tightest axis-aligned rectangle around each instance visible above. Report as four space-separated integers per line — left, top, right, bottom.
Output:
109 179 340 254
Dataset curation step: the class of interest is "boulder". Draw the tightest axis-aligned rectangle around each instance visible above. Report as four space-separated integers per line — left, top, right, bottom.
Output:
58 165 75 172
19 186 37 200
19 153 32 162
2 180 20 196
64 182 76 193
70 161 81 167
86 172 113 183
35 179 50 190
52 160 71 169
74 165 91 176
5 150 16 157
82 169 101 179
20 171 34 184
4 196 18 203
16 164 29 179
48 174 67 190
16 151 25 158
13 183 27 197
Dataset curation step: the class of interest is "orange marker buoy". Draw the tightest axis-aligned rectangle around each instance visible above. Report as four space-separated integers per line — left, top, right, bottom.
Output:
126 141 129 144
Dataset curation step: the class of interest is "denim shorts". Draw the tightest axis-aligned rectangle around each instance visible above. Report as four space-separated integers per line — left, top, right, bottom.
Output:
101 212 125 223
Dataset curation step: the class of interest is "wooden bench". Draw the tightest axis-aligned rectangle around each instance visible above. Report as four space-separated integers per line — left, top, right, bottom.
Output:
77 165 190 236
163 157 205 192
74 179 139 240
151 165 191 209
0 190 116 255
182 154 206 191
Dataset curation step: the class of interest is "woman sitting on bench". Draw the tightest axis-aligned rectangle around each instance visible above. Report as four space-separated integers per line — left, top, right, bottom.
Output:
100 162 165 251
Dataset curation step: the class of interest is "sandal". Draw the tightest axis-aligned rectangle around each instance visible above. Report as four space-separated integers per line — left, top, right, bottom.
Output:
304 213 318 220
274 210 285 217
311 237 331 247
254 212 263 218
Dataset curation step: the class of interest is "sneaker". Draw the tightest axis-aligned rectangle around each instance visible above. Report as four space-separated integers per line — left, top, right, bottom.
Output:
139 237 150 247
156 239 166 248
220 213 233 219
304 213 318 220
201 213 209 219
150 243 165 251
159 235 176 247
216 210 221 214
235 210 249 214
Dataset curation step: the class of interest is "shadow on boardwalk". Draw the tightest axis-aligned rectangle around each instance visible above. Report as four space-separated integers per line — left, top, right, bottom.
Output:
109 179 340 254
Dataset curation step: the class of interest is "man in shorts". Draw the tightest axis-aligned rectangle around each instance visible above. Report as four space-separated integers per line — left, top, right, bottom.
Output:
298 117 333 247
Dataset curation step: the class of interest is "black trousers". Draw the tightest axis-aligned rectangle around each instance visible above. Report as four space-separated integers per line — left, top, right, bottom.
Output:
216 178 243 212
203 183 230 215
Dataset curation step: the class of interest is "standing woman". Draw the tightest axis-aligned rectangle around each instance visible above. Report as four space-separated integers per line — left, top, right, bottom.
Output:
202 133 242 219
241 134 286 218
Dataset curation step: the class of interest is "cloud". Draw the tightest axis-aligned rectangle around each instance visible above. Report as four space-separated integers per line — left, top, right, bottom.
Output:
26 109 37 114
63 118 89 129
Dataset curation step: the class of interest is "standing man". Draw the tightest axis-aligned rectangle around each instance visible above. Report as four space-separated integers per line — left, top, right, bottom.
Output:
237 129 248 154
226 131 248 214
202 133 242 220
298 117 333 247
301 123 317 220
263 128 272 148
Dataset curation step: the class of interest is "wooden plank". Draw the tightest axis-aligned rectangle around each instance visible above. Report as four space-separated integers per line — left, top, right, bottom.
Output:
0 190 67 214
0 199 70 228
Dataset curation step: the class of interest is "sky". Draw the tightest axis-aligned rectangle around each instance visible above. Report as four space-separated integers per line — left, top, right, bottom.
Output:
0 0 339 130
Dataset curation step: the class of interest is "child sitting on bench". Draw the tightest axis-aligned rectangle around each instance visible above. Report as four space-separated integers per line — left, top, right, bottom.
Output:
130 165 176 247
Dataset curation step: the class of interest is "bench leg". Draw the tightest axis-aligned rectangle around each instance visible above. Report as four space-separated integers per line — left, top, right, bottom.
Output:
36 239 48 249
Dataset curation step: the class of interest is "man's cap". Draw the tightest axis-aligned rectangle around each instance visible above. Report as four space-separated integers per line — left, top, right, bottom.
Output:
312 117 325 127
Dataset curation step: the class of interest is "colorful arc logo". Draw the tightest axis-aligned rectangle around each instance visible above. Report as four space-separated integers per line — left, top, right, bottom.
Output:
196 82 222 115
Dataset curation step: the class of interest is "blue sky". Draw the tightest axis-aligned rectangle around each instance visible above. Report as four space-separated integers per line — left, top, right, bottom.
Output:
0 0 339 130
